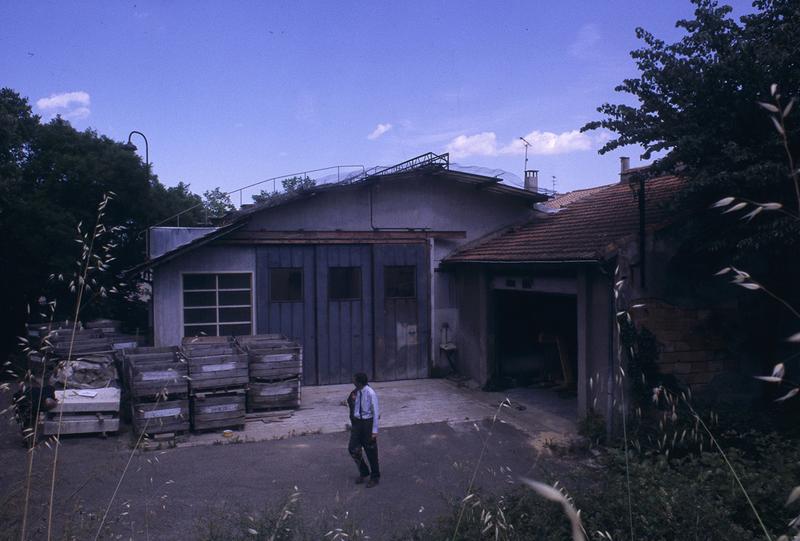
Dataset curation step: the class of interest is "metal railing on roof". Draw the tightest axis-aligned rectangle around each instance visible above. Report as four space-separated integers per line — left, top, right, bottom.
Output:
344 152 450 183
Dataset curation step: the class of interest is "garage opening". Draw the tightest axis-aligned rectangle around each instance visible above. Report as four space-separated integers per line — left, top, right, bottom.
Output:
493 290 577 391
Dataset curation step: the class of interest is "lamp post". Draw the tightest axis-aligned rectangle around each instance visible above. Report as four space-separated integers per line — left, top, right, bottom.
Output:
126 130 149 175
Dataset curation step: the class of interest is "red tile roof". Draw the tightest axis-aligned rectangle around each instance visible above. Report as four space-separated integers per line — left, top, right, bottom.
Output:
446 175 684 263
540 185 607 210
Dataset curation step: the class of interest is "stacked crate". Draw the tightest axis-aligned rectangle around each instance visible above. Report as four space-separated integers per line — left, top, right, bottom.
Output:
182 337 248 431
238 334 303 411
121 346 189 436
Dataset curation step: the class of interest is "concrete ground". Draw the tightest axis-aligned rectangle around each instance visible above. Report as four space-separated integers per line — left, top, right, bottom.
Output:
0 380 580 540
185 379 577 448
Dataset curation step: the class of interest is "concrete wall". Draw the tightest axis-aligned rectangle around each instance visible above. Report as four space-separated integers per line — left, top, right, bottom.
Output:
153 245 256 346
576 267 616 421
149 227 216 259
453 266 490 384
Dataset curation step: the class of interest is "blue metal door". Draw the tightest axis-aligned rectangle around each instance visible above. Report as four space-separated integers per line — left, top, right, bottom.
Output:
255 246 317 384
373 243 430 380
315 245 374 385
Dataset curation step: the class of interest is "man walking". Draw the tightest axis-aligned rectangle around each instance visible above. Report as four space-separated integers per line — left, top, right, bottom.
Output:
348 372 380 487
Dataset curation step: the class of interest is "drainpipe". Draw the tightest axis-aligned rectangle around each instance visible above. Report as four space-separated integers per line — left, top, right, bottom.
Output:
638 175 646 289
598 260 617 436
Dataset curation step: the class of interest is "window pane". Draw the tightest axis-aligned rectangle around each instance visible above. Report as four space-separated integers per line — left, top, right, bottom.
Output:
270 268 303 302
184 308 217 324
184 291 216 307
219 307 251 323
184 274 216 290
220 323 252 336
219 290 250 306
385 266 416 298
329 267 361 300
184 324 217 337
218 273 250 289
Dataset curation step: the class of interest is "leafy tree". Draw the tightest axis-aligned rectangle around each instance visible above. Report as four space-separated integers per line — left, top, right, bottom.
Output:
0 88 204 363
252 175 315 204
203 187 234 219
581 0 800 376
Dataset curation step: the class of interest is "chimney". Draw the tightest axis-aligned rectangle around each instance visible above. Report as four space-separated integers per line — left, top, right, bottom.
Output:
620 156 630 173
524 170 539 192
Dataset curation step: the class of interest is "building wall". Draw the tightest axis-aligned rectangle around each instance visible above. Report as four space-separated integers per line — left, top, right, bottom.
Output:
245 173 535 368
577 267 616 421
153 245 256 346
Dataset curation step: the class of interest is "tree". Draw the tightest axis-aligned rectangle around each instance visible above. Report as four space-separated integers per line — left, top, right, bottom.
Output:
203 187 234 219
581 0 800 374
0 88 204 362
582 0 799 255
252 175 315 204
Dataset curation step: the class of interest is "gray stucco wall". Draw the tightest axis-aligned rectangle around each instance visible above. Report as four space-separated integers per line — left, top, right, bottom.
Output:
149 227 217 259
153 245 256 346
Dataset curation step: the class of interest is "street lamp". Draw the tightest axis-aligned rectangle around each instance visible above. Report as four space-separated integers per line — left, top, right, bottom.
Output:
126 130 149 177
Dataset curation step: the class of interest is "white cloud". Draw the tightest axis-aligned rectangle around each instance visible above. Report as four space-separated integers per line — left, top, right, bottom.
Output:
502 130 594 156
36 91 91 119
367 123 393 140
444 132 498 159
444 129 595 159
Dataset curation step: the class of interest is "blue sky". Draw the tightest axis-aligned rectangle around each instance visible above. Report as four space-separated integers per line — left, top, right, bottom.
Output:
2 1 756 200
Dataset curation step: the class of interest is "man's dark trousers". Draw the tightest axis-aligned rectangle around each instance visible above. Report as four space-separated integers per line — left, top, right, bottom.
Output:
349 418 380 479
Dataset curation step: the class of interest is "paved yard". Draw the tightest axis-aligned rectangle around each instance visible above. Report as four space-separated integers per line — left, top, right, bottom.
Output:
0 380 580 540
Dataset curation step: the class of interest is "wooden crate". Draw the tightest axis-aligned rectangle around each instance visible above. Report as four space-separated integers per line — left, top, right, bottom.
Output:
186 353 248 392
248 379 301 410
122 346 188 399
43 414 119 435
132 398 190 435
191 390 246 431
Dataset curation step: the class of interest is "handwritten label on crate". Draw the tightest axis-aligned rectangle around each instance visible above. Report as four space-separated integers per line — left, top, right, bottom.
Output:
142 407 182 419
200 403 238 414
141 370 177 381
201 362 236 373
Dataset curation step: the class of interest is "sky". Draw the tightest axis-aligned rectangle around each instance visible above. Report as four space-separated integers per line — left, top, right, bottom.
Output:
2 1 757 202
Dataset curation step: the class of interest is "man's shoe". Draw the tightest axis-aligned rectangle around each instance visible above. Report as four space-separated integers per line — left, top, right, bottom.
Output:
355 476 368 485
366 478 380 488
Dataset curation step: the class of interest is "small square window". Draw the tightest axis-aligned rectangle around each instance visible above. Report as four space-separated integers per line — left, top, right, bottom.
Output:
270 268 303 302
385 266 416 298
329 267 361 300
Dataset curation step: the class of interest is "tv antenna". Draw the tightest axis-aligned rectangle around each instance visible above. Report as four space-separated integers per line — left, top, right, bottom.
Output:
519 137 531 176
552 175 557 193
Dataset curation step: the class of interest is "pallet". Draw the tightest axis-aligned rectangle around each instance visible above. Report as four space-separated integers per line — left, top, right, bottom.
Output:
191 391 246 431
121 346 189 399
132 398 190 435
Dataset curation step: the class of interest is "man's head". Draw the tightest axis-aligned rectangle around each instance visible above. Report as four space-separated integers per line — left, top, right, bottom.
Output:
353 372 368 389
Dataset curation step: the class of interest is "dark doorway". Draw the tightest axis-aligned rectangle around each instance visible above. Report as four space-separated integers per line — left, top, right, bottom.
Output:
494 290 577 388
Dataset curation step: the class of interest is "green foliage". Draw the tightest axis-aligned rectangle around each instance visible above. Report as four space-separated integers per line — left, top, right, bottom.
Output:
203 187 234 219
252 175 315 204
0 87 204 359
583 0 800 263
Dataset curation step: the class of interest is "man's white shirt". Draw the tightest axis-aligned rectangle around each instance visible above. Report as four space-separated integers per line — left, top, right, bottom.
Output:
353 385 379 434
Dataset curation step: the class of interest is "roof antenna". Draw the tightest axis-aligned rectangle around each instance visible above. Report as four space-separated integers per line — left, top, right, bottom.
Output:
552 175 557 194
519 137 531 179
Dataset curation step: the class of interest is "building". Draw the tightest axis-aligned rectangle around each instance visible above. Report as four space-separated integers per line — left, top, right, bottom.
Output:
135 153 548 386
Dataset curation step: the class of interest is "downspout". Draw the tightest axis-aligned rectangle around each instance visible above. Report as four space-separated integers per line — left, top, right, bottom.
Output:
638 176 646 288
369 184 377 230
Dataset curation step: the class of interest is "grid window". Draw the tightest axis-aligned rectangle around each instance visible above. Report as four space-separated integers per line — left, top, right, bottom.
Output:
385 266 416 298
270 268 303 302
329 267 361 300
183 273 252 337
